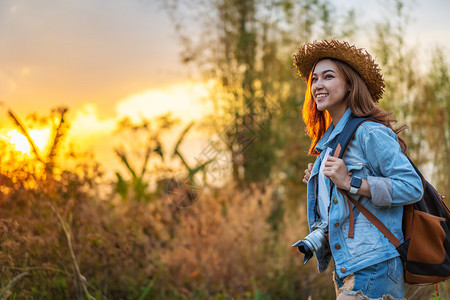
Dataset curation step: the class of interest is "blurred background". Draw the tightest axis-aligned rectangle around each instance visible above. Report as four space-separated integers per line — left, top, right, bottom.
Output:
0 0 449 299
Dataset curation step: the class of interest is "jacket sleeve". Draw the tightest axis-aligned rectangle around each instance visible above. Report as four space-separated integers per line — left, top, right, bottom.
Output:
359 124 423 207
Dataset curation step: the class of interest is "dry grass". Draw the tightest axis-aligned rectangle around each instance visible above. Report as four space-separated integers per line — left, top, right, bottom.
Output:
0 151 337 299
157 183 334 299
0 152 447 299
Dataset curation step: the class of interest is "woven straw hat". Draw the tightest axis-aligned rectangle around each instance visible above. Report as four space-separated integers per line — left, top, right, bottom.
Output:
293 39 385 102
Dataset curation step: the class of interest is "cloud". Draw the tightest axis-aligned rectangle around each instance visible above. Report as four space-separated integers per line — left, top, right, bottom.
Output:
116 81 212 123
70 104 116 139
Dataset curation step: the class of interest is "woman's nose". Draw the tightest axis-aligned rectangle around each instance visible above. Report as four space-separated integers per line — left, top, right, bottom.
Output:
313 79 324 90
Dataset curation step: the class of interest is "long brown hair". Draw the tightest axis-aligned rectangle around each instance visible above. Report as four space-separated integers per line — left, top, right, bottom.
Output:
302 58 408 156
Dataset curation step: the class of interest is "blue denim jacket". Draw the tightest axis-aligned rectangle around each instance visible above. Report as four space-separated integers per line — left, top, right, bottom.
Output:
306 108 424 278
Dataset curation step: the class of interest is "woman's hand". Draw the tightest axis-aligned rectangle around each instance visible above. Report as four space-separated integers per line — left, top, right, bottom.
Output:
323 156 352 190
302 163 314 184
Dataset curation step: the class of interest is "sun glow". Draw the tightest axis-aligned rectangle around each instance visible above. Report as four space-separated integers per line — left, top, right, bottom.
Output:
4 129 51 155
116 81 213 122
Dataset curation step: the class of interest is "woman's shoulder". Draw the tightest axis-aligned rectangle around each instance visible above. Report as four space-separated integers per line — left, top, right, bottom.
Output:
350 120 403 159
357 120 396 136
353 120 398 144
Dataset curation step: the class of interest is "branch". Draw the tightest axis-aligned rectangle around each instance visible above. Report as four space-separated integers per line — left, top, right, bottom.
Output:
0 272 28 299
7 110 44 164
47 107 68 166
50 205 94 300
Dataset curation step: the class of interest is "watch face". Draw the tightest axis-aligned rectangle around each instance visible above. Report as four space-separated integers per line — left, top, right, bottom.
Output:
351 177 362 188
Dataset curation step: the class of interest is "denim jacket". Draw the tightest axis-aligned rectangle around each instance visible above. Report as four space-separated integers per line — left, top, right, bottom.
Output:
306 108 424 278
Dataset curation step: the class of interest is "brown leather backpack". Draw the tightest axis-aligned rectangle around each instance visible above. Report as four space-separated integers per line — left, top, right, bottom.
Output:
332 115 450 289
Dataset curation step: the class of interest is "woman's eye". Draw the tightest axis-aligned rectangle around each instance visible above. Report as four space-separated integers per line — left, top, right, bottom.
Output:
311 77 317 83
325 74 334 79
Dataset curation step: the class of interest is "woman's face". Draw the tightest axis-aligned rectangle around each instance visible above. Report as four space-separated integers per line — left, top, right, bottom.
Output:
311 59 349 118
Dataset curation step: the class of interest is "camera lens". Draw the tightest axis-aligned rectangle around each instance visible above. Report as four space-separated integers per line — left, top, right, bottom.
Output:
303 228 327 252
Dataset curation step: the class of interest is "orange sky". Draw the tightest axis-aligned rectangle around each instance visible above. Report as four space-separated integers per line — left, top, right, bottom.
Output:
0 0 209 175
1 0 449 176
0 1 188 117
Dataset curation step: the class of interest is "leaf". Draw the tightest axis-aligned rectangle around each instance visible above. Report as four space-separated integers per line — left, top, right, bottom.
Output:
153 141 164 160
7 110 44 163
115 172 128 199
114 148 137 179
189 158 215 178
172 121 195 158
137 277 157 300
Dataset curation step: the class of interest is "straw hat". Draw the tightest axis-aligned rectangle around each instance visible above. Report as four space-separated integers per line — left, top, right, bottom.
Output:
293 39 385 102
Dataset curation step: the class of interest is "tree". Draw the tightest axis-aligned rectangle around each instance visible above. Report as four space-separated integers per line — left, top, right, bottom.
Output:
411 48 450 195
371 0 450 196
164 0 357 193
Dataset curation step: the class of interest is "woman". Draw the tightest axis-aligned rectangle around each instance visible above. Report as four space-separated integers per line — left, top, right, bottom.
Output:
291 40 424 300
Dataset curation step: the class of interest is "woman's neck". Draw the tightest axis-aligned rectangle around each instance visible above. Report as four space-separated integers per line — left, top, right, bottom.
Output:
329 106 348 126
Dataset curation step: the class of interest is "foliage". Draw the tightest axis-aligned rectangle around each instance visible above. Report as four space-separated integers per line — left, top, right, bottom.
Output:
113 115 213 203
371 0 450 197
113 114 176 201
1 0 449 299
1 149 447 298
7 107 69 175
164 0 450 197
163 0 357 200
0 139 337 299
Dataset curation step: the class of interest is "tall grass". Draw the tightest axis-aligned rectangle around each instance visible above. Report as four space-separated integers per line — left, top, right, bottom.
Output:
0 146 338 299
0 116 448 299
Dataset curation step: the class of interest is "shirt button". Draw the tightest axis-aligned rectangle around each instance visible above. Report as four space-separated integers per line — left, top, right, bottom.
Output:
335 244 341 250
341 267 346 273
334 222 340 227
333 199 338 204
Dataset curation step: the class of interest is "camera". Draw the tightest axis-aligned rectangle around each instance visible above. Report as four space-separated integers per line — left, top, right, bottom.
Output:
292 222 328 264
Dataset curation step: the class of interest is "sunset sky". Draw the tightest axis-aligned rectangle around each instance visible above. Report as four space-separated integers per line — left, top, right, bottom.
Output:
1 0 449 176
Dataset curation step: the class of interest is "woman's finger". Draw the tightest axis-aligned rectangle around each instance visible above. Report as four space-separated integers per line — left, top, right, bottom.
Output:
302 175 309 184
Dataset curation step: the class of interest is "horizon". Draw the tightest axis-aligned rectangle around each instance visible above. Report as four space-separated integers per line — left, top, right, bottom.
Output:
1 0 449 176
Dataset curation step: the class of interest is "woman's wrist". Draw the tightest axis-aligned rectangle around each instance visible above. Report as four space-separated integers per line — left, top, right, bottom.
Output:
344 176 352 191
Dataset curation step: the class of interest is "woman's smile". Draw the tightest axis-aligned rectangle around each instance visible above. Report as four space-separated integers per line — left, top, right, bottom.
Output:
315 92 329 101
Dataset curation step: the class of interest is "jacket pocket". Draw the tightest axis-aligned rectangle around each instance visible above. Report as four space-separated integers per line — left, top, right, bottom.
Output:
346 163 368 178
341 216 385 258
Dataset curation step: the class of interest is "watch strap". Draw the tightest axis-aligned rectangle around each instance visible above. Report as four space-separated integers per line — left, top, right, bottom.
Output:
349 186 359 194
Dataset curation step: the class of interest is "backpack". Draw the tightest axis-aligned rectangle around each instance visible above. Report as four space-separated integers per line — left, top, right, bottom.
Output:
330 114 450 287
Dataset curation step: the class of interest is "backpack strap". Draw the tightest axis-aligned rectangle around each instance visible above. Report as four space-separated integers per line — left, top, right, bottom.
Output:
330 116 376 158
331 149 356 238
332 115 403 247
340 189 402 247
330 114 375 238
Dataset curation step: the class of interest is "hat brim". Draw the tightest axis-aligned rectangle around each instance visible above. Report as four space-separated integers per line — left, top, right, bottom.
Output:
293 40 385 102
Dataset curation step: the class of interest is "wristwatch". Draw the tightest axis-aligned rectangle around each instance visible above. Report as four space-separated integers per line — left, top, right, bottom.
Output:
349 177 362 194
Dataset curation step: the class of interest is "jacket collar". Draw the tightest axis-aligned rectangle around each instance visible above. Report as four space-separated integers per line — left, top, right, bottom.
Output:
315 108 353 152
